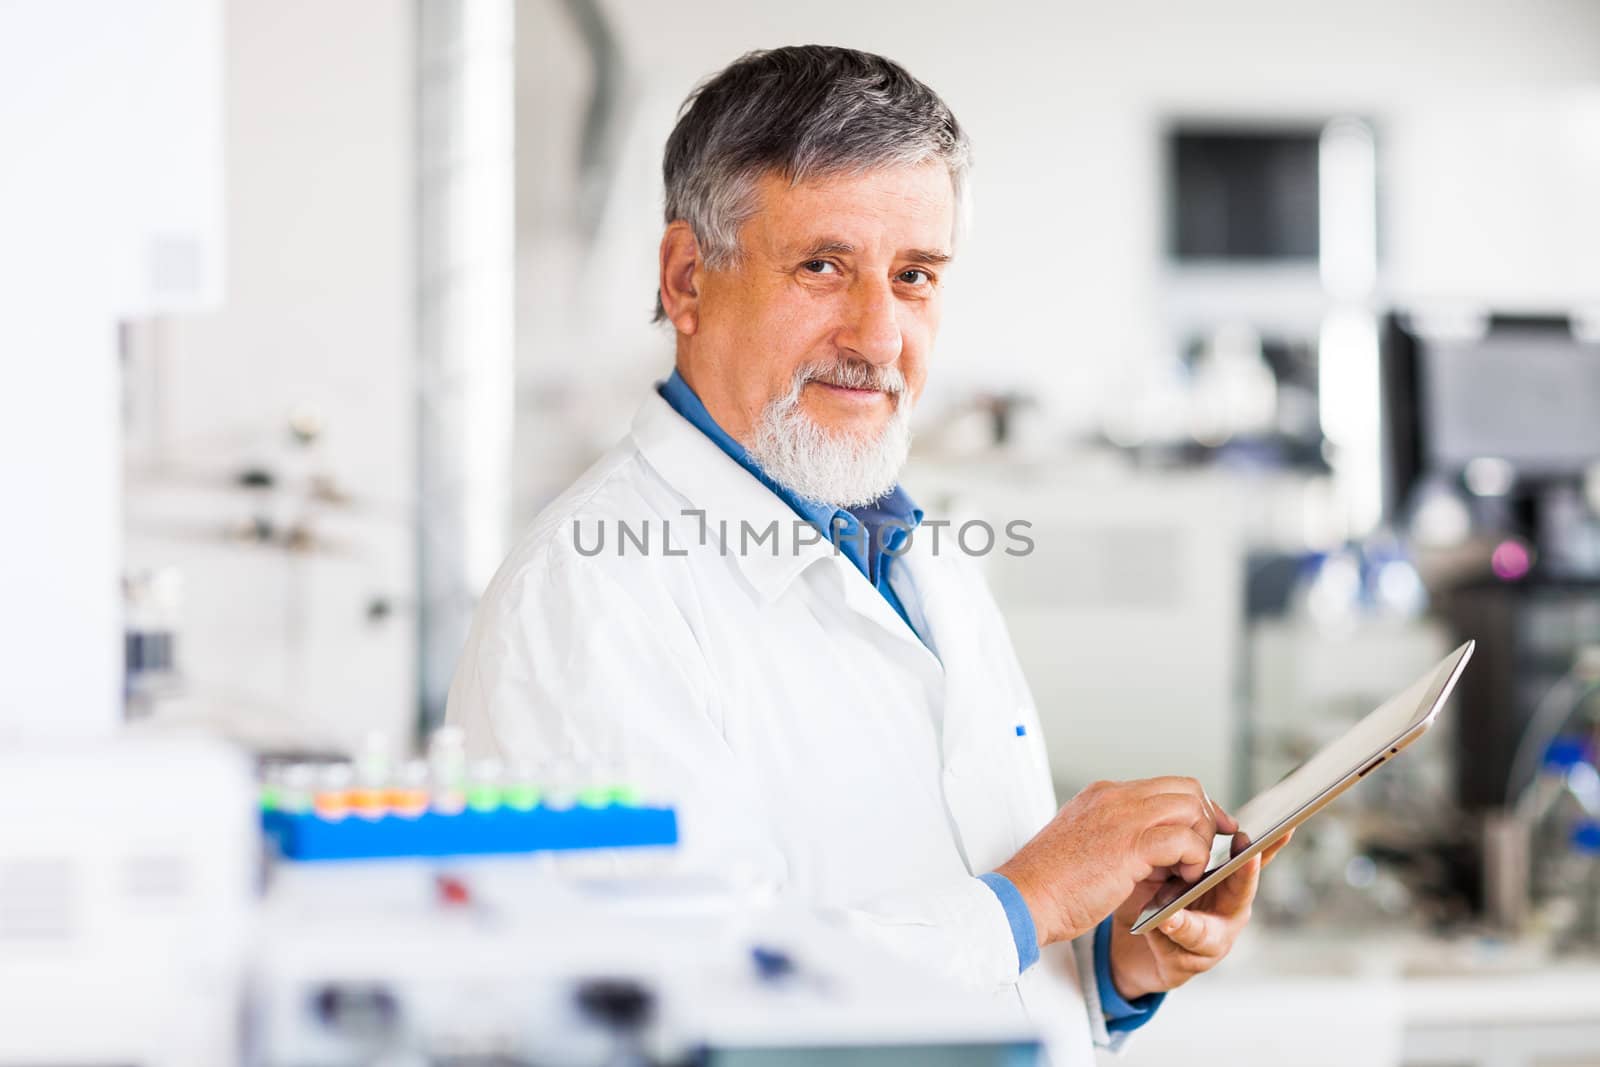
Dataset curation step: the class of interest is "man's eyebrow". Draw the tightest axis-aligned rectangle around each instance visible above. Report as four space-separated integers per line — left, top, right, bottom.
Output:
786 240 953 265
791 239 857 259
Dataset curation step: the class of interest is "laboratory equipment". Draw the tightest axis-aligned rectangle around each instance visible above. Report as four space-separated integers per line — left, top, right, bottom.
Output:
1435 592 1600 920
0 723 1031 1065
1507 736 1600 947
0 736 255 1067
124 567 185 720
1382 312 1600 574
248 725 1040 1065
1565 821 1600 949
1439 584 1600 809
252 861 1043 1067
1525 738 1600 902
1382 312 1600 921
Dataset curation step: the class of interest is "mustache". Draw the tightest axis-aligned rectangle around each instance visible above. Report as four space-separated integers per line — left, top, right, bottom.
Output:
792 359 907 395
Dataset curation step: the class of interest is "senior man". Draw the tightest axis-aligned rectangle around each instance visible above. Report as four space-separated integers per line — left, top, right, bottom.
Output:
449 45 1284 1059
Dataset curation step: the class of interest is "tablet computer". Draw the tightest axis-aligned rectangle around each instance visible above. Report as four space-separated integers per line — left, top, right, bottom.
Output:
1130 640 1475 935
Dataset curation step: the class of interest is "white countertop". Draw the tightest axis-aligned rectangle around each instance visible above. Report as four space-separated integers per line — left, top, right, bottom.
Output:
1098 926 1600 1067
1220 925 1600 1025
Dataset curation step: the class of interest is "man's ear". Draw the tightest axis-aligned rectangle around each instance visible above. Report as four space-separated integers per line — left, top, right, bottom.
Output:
658 221 703 334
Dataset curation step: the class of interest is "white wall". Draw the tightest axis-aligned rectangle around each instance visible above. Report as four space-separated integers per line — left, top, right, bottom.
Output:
124 0 417 751
512 0 1600 488
0 0 222 738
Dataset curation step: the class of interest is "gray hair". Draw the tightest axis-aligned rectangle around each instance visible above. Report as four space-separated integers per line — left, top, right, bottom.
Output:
654 45 971 322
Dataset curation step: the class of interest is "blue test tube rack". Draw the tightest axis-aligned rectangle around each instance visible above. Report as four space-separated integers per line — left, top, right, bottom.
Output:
262 803 679 862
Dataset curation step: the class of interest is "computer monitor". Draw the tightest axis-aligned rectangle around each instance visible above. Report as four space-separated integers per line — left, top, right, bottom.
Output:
1381 313 1600 519
1382 313 1600 814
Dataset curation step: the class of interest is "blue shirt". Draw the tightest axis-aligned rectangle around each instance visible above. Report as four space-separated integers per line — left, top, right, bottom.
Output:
657 370 1160 1030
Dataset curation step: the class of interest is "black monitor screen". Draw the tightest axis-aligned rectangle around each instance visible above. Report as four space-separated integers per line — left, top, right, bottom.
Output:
1170 129 1321 260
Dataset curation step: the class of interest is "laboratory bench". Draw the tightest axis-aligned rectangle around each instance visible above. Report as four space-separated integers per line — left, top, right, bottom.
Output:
1098 926 1600 1067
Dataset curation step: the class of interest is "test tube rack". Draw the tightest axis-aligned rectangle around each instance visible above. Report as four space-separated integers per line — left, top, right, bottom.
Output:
260 783 678 862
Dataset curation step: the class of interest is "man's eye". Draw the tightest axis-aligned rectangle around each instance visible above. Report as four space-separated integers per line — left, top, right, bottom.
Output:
803 260 838 274
898 269 931 285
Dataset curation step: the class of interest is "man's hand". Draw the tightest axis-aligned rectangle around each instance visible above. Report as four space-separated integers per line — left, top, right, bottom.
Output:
1106 831 1294 1000
994 777 1235 948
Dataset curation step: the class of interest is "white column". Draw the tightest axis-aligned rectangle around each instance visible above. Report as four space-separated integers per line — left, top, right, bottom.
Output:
416 0 517 727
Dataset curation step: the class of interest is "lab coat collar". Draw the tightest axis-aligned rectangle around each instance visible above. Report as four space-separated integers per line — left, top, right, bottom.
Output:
630 391 836 601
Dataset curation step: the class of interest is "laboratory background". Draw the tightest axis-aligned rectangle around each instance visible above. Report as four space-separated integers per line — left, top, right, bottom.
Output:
4 0 1600 1065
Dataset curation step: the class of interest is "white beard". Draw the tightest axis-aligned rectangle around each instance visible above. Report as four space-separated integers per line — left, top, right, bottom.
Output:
748 362 914 509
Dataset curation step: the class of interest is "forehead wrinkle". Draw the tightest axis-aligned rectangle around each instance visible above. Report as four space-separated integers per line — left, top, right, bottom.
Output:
750 171 954 264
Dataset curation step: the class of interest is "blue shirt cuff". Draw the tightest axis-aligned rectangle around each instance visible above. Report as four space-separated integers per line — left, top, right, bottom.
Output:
1094 917 1165 1032
977 872 1040 974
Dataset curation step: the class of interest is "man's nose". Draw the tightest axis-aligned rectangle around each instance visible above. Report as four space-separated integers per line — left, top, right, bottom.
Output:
838 277 903 366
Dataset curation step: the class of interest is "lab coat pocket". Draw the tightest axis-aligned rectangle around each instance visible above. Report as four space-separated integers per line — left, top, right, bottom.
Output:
1006 706 1058 832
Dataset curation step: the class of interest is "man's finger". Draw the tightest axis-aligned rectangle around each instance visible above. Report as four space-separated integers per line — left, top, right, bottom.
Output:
1136 793 1225 862
1136 776 1211 803
1207 795 1239 835
1137 824 1211 882
1203 853 1261 918
1138 780 1238 840
1156 908 1228 957
1118 873 1172 917
1260 829 1295 867
1141 792 1212 829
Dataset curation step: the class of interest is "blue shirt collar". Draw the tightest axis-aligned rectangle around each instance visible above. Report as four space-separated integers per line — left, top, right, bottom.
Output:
656 369 922 572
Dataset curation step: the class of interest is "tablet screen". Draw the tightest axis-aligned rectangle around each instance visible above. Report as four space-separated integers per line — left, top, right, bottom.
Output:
1134 643 1469 927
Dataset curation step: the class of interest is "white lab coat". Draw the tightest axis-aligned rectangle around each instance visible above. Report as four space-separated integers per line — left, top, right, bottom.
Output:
448 390 1118 1063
